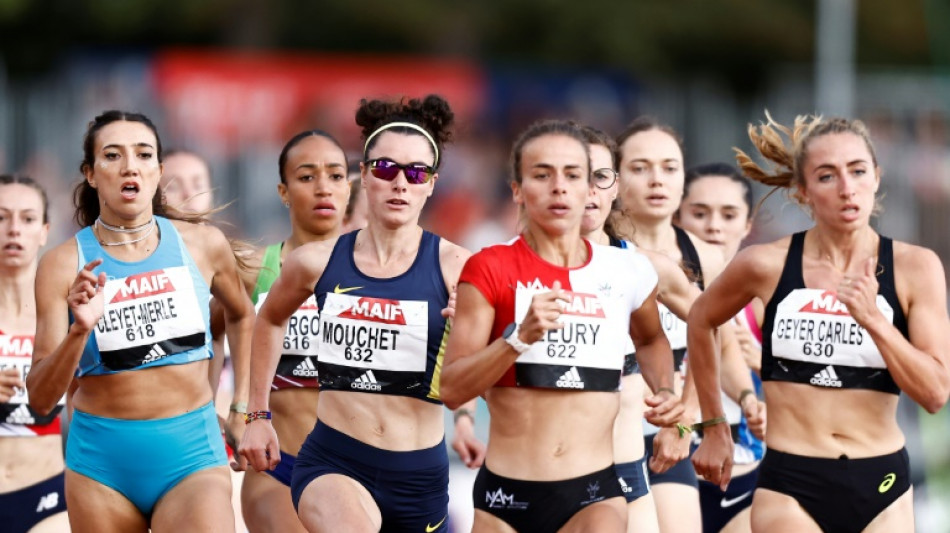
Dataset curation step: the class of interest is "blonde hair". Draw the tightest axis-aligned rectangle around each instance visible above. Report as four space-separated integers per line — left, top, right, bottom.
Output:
734 111 878 206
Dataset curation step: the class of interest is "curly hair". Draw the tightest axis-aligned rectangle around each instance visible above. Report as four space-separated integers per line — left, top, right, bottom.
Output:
356 94 454 168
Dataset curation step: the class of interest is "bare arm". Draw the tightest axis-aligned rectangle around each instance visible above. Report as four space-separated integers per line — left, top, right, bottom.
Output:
688 245 777 488
27 243 105 415
841 250 950 413
241 241 331 471
631 287 683 427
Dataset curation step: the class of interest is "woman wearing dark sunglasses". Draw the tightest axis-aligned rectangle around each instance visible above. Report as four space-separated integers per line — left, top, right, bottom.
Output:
240 94 471 533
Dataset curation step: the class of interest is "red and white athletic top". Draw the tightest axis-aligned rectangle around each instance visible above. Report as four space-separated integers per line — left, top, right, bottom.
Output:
459 236 658 391
0 331 62 437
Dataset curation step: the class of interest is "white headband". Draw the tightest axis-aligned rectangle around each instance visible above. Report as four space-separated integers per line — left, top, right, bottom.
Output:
363 121 440 167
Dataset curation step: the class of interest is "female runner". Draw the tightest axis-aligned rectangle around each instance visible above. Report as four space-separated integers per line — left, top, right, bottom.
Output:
240 95 470 533
239 129 350 533
677 162 766 532
689 114 950 532
27 110 254 532
441 119 683 533
0 176 69 533
614 118 726 533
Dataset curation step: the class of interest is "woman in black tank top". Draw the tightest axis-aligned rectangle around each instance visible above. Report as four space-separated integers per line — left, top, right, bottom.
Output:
612 118 727 533
688 113 950 533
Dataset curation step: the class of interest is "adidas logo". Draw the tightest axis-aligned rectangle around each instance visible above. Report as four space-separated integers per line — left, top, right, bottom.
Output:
810 365 842 388
7 403 33 424
143 344 168 364
293 357 318 378
555 366 584 389
351 370 382 391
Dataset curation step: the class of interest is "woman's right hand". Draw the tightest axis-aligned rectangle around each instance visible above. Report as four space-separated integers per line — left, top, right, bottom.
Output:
239 418 281 472
0 368 24 403
67 259 107 333
518 280 569 343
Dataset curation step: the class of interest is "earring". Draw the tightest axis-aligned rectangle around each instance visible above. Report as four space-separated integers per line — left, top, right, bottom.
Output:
284 202 290 208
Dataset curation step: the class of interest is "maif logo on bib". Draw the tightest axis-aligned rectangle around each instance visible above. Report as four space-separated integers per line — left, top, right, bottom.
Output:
109 270 176 303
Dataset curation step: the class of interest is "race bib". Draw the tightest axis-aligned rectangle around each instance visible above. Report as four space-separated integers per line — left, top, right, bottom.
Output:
513 287 623 372
317 293 428 372
257 291 321 357
772 289 892 369
0 334 62 425
93 266 206 370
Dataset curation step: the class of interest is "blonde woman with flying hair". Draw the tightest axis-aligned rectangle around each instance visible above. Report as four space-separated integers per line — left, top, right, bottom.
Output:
688 112 950 533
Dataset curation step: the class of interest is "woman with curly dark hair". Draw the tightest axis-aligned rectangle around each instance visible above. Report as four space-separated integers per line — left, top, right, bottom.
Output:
240 95 471 533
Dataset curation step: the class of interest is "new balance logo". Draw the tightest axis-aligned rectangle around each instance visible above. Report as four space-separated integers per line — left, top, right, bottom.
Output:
810 365 842 388
555 366 584 389
7 403 33 424
35 492 59 513
143 344 168 364
351 370 381 391
293 357 318 378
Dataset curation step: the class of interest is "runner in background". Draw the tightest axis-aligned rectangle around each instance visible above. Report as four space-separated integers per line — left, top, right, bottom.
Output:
676 163 766 532
613 118 726 533
239 129 350 533
0 175 70 533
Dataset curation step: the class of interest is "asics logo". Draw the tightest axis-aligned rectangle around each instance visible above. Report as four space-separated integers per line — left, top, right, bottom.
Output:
334 284 363 294
879 473 896 493
425 515 446 532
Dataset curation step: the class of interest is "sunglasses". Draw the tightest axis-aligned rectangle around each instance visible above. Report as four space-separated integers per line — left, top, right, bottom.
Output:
592 168 618 190
365 158 436 184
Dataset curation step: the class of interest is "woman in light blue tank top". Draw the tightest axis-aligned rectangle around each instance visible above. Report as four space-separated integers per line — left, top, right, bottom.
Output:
26 110 255 531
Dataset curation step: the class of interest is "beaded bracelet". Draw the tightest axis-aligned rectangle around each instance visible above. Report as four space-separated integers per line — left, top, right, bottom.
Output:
244 410 272 424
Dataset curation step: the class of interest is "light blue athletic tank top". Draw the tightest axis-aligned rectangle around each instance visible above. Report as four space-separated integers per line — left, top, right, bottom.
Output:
75 216 212 376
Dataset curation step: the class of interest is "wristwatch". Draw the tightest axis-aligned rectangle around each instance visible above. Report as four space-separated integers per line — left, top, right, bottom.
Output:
503 322 532 354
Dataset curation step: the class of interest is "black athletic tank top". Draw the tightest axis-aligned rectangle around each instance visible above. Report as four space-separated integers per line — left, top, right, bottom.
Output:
761 232 906 394
674 225 704 290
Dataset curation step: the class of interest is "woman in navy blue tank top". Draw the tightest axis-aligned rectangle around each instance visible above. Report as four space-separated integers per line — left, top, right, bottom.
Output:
240 95 472 533
26 111 256 531
688 114 950 533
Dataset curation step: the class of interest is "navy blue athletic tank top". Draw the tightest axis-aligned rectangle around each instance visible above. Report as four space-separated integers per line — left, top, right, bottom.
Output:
761 232 906 394
314 230 449 404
